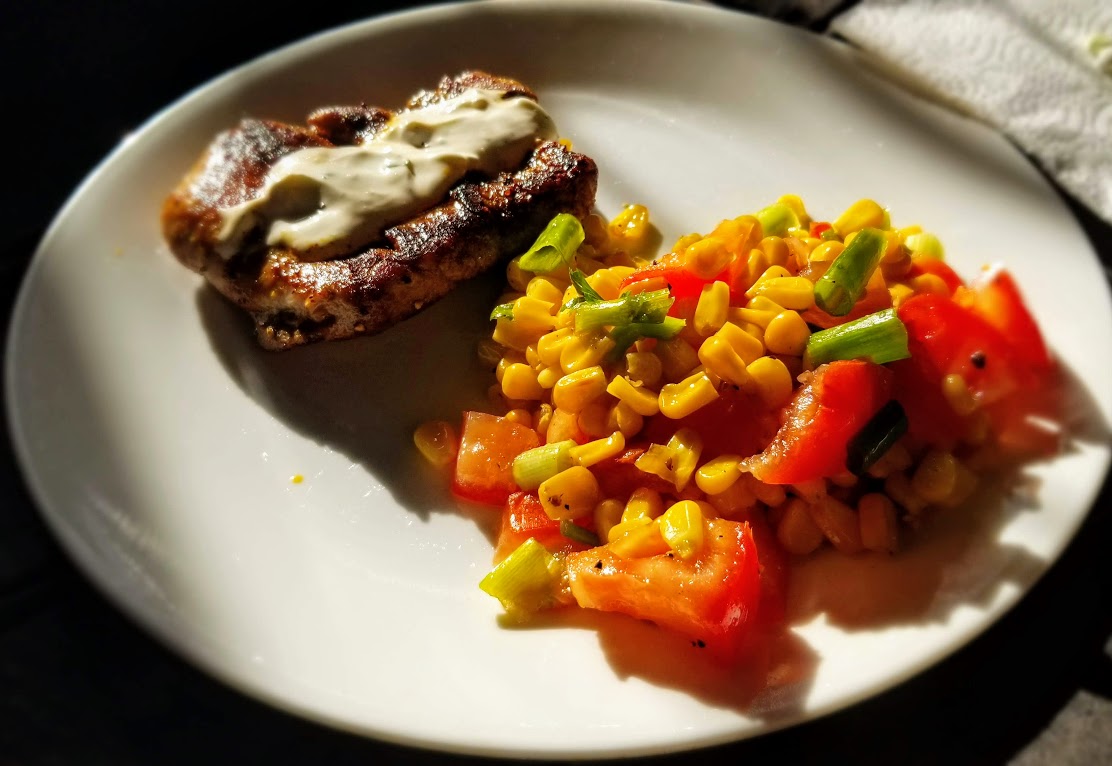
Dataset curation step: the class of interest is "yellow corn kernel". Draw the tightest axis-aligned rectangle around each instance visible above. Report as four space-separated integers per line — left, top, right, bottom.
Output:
764 311 811 356
536 365 562 389
505 258 531 291
492 297 556 351
584 268 621 301
559 331 614 374
710 215 760 252
594 498 625 542
538 466 600 521
939 458 978 508
884 471 927 514
942 374 978 417
707 474 757 517
749 277 815 311
888 282 915 308
695 454 743 495
501 363 545 401
698 335 750 386
603 400 642 439
758 236 790 267
525 344 543 369
413 420 459 468
577 400 612 438
910 272 950 297
609 519 671 558
834 198 887 235
606 516 652 544
683 236 733 280
570 431 626 468
503 408 533 427
659 370 720 419
526 275 566 306
776 498 825 555
495 353 525 383
634 444 676 486
609 203 653 257
659 500 706 560
777 193 810 226
751 480 787 507
656 338 702 382
807 494 863 554
745 265 793 298
729 299 779 329
865 441 912 478
858 493 899 553
552 365 608 412
694 281 730 336
606 375 660 417
533 402 553 438
672 232 702 252
624 351 662 388
624 486 666 523
715 322 765 364
911 449 958 504
882 249 914 282
744 356 793 409
808 240 845 264
536 327 574 368
667 428 703 491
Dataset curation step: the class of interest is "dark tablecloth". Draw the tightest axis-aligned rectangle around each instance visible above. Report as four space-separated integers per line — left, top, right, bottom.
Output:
2 2 1109 764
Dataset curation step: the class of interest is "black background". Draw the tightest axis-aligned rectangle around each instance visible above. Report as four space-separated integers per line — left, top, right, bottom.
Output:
2 2 1110 764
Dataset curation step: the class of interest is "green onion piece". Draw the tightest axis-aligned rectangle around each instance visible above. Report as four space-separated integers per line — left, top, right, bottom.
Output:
607 316 686 359
518 213 585 274
512 441 576 490
814 227 887 316
845 400 908 475
574 289 674 333
820 227 841 242
479 538 561 613
804 308 910 367
560 520 600 546
756 202 801 237
489 302 515 321
569 268 604 302
905 232 945 260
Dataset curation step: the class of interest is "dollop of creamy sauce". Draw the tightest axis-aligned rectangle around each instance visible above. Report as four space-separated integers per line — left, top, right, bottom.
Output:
217 88 558 261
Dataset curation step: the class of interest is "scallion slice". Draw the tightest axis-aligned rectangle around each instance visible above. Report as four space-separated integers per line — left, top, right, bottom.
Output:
574 289 673 332
756 202 801 237
846 400 909 475
804 308 910 367
478 538 560 612
814 227 887 316
518 213 585 274
512 441 576 490
608 316 686 358
560 520 600 547
569 268 604 302
489 302 515 321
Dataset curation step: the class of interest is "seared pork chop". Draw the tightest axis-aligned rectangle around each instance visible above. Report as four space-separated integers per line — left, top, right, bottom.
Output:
162 71 598 350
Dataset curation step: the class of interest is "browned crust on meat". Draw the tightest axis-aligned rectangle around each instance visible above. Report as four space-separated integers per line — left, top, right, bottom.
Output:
161 71 597 350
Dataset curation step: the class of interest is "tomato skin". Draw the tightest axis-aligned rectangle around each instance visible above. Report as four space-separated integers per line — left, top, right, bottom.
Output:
907 258 964 294
451 412 541 506
958 269 1051 372
745 360 894 484
639 386 777 460
494 492 594 561
590 447 678 498
565 519 761 662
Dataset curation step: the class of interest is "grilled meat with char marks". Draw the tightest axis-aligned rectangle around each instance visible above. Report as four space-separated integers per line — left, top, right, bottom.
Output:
161 71 598 350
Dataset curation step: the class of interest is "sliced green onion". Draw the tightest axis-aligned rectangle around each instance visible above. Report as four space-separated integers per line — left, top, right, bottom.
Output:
607 316 686 359
814 227 887 316
804 308 910 367
479 538 561 613
518 213 585 274
846 400 908 475
489 302 515 321
512 441 576 490
756 202 801 237
574 289 673 332
905 232 945 260
569 268 604 302
560 520 600 547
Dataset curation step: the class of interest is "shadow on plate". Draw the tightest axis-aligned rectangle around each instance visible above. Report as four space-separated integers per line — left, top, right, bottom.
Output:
197 283 1109 709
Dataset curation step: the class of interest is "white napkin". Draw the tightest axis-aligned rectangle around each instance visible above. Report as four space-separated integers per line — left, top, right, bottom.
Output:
829 0 1112 225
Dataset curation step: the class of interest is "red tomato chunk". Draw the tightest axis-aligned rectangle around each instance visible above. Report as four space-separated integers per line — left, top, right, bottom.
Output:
451 412 540 506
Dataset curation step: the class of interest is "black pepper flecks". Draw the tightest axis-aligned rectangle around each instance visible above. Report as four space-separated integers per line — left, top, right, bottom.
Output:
594 560 603 569
971 350 987 369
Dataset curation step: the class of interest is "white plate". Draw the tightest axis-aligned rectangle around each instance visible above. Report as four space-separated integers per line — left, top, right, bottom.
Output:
7 0 1112 758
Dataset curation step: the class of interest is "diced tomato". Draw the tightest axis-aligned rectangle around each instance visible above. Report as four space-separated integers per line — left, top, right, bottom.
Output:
618 251 708 303
957 269 1052 372
565 519 761 662
589 447 677 498
451 412 540 506
745 360 894 484
494 492 595 561
907 257 964 295
808 221 833 239
732 507 788 628
800 267 893 329
639 386 778 460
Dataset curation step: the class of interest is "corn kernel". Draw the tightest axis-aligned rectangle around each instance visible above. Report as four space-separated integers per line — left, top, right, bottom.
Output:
777 193 810 226
710 215 761 255
808 240 844 264
750 277 816 312
888 282 915 308
939 458 978 508
694 281 730 335
609 519 671 558
526 275 566 306
745 265 793 299
776 498 825 555
495 353 525 382
501 363 545 401
503 408 533 426
606 516 653 544
707 473 758 516
634 444 676 486
659 500 706 560
606 400 645 439
758 236 789 267
570 431 626 468
606 375 660 416
594 498 625 542
715 322 765 364
413 420 459 468
656 338 702 382
492 296 556 351
624 487 666 522
536 365 562 389
764 311 811 356
744 356 793 409
672 232 702 252
536 327 574 367
884 471 927 513
586 268 624 301
559 331 614 373
624 351 662 388
538 466 600 521
683 236 733 279
729 303 778 329
609 204 653 257
910 272 949 297
577 400 612 438
505 258 531 291
695 454 743 495
941 374 978 417
667 428 703 491
858 493 899 553
698 335 749 386
807 494 863 554
834 198 887 235
552 365 608 412
659 370 720 419
533 402 553 437
751 480 787 507
911 449 958 504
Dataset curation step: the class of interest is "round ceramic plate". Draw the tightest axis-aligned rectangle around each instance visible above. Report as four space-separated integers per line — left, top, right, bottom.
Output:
7 0 1112 758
